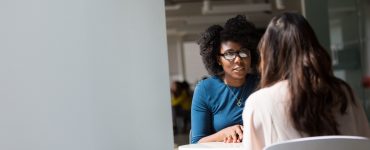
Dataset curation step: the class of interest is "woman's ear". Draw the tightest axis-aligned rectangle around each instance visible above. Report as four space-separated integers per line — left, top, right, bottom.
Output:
217 57 222 66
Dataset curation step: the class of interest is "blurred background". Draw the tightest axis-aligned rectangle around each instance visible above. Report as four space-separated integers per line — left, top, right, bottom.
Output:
164 0 370 148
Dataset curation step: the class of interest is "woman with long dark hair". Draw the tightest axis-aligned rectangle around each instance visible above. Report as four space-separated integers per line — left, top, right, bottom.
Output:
242 12 370 150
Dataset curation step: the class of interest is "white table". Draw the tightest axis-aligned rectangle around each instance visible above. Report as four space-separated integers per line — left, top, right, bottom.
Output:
179 142 244 150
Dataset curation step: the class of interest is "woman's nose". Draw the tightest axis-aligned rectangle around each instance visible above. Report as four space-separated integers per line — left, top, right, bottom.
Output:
233 55 242 63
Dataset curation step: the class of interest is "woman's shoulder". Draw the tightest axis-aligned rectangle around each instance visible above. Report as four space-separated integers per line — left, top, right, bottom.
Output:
244 81 290 121
248 80 289 104
192 76 224 106
195 75 223 88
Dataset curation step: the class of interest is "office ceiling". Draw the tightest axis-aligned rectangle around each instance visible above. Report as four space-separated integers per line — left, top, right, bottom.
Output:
165 0 302 38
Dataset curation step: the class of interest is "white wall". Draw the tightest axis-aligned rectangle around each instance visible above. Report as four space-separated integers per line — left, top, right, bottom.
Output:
183 42 208 85
167 35 184 81
0 0 173 150
167 40 209 87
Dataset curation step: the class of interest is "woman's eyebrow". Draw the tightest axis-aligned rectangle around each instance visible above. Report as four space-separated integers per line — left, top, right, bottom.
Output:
223 49 236 52
225 48 248 52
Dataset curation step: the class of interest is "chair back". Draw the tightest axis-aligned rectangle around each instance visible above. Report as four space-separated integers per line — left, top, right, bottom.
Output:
189 129 192 144
264 136 370 150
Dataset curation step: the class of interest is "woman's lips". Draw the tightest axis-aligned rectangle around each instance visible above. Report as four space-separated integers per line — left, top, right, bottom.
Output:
233 67 245 71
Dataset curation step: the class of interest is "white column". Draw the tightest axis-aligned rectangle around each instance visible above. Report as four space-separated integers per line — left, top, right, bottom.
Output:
0 0 173 150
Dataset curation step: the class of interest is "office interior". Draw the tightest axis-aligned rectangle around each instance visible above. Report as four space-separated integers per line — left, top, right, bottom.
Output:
165 0 370 147
1 0 370 150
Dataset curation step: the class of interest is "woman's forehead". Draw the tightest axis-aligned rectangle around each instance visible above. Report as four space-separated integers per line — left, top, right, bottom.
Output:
221 41 241 47
220 41 242 51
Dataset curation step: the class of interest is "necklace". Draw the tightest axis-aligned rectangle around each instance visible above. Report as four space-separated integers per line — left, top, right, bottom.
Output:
225 85 243 107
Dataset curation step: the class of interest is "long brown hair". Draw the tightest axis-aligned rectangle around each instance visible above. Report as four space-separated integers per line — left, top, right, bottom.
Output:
258 12 356 136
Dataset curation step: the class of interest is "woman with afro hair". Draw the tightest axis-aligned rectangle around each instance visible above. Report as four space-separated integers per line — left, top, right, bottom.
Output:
191 15 260 144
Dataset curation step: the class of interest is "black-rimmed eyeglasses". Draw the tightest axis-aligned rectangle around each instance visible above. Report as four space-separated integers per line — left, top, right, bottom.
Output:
219 49 250 61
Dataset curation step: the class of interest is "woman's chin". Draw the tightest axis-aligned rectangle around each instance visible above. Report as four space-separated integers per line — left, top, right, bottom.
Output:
231 73 247 80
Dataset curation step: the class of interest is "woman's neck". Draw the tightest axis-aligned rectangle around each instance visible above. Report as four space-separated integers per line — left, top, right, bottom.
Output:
223 75 246 87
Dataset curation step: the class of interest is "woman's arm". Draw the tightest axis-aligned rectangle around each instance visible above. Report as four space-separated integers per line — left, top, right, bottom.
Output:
243 95 264 150
191 83 213 143
191 82 243 143
198 124 244 143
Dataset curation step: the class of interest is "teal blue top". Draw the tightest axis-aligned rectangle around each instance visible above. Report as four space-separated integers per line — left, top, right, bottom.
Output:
191 74 259 143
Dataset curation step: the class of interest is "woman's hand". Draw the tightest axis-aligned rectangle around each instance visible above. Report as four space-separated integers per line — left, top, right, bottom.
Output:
197 124 244 143
219 125 244 143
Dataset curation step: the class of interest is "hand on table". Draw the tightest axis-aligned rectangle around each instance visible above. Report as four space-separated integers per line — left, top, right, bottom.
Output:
219 124 243 143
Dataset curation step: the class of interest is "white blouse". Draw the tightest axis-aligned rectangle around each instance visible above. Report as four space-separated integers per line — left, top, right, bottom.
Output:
242 80 370 150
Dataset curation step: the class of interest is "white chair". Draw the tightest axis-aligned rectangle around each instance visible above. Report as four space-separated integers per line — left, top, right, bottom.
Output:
189 129 192 144
264 136 370 150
